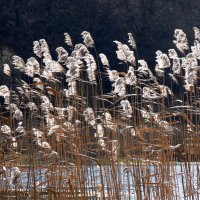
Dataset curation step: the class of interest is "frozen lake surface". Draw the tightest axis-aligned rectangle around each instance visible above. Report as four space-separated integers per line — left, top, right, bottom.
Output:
1 162 200 199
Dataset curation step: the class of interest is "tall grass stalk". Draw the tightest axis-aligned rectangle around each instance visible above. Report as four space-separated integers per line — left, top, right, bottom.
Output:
0 28 200 199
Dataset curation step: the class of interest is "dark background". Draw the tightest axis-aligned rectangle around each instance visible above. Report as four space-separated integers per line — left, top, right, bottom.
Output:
0 0 200 67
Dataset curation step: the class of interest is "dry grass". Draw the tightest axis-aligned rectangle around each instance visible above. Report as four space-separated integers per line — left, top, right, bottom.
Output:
0 29 200 199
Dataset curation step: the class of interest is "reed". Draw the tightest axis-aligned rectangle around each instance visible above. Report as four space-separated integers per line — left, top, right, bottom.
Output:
0 28 200 199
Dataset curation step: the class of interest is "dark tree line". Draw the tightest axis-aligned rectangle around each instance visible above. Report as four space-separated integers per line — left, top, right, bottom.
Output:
0 0 200 67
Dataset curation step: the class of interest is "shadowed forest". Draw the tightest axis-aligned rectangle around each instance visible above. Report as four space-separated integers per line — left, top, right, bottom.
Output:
1 0 200 66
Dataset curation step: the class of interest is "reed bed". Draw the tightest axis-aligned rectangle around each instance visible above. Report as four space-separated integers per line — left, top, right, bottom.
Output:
0 28 200 199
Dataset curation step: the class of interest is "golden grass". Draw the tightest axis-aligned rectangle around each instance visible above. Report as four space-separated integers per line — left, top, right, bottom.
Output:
0 29 200 199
